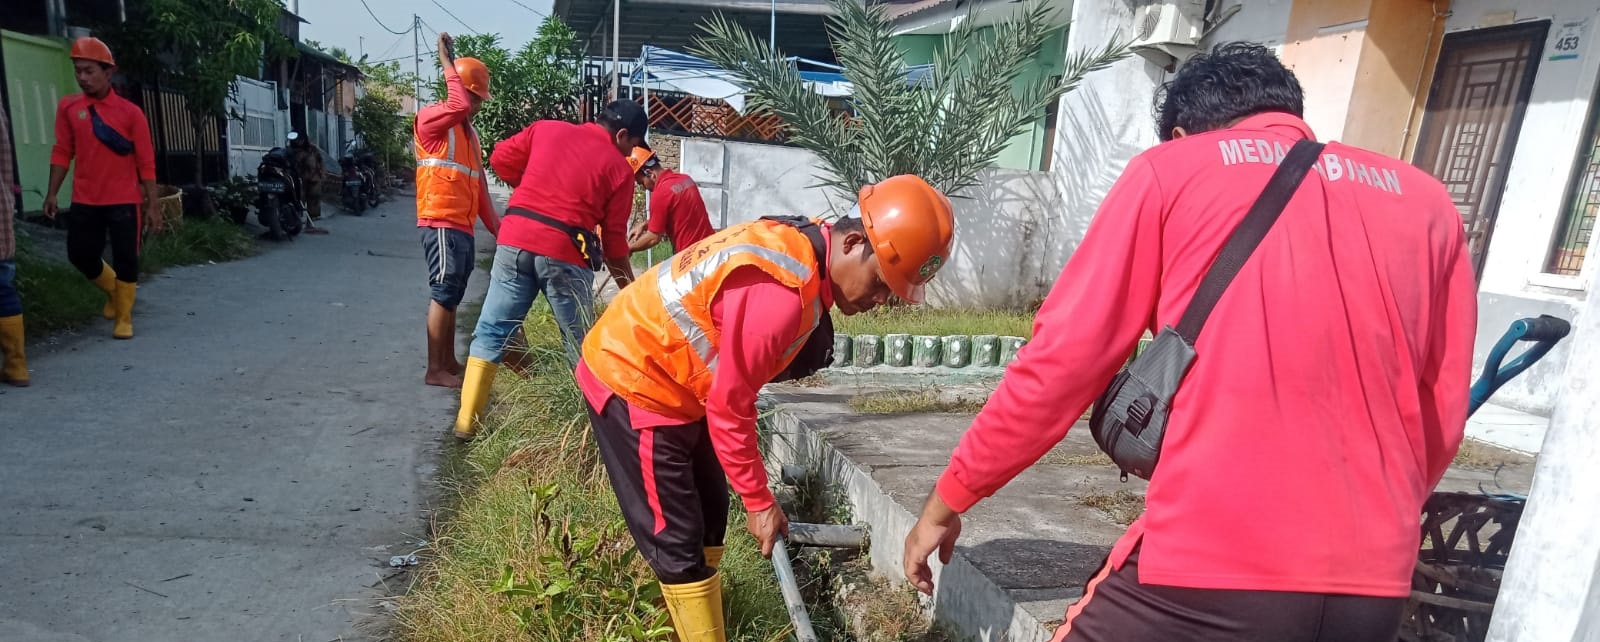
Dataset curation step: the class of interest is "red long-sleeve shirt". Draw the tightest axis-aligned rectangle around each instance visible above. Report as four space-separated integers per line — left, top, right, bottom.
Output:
936 113 1477 597
490 121 633 266
576 227 835 512
415 62 498 236
51 89 155 206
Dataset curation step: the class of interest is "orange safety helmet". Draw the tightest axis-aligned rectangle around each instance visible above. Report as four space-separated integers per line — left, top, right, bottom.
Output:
70 37 115 66
857 175 954 304
455 57 491 99
626 146 657 174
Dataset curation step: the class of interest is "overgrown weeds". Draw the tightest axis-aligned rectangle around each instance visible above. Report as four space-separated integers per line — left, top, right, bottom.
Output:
847 389 987 415
398 302 792 641
1451 438 1531 471
1079 490 1144 526
142 219 256 273
833 307 1034 339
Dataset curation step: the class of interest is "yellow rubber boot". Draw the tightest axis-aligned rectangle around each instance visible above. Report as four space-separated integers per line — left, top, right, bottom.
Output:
0 315 29 387
93 261 117 320
704 546 724 570
453 358 498 439
661 573 726 642
112 281 136 339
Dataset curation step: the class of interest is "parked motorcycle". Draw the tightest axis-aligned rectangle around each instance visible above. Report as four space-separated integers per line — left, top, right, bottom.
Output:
339 149 381 214
256 134 306 240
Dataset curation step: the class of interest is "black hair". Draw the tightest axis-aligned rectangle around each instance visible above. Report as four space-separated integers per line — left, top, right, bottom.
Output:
597 100 648 141
832 216 874 256
1153 42 1304 141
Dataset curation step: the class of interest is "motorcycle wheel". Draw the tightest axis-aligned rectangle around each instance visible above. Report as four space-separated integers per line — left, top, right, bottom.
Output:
366 185 381 208
260 196 286 241
283 205 304 238
345 192 364 215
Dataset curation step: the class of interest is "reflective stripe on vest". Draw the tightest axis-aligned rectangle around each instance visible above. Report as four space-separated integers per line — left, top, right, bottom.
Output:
417 128 482 178
656 243 813 368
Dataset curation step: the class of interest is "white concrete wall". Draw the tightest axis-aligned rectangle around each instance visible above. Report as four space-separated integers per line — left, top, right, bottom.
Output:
677 137 1064 308
1440 0 1600 413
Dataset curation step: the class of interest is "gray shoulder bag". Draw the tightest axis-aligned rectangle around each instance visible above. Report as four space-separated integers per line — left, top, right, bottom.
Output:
1088 139 1325 481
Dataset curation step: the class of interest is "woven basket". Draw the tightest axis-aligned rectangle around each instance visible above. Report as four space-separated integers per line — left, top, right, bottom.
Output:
1401 492 1524 642
153 185 184 233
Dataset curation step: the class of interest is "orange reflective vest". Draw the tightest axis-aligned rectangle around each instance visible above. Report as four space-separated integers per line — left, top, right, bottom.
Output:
582 219 828 421
414 122 484 228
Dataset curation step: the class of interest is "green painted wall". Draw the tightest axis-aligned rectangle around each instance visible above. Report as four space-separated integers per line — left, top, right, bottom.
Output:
2 30 77 210
892 27 1064 171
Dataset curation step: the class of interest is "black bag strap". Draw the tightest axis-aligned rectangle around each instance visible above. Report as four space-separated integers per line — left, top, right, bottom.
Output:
506 206 589 237
760 215 828 273
1175 139 1325 342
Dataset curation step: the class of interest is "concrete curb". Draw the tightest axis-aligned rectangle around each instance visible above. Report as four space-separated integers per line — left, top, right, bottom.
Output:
760 404 1054 642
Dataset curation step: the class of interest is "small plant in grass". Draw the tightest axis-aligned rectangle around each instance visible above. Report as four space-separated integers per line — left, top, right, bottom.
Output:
205 176 257 224
13 237 102 334
488 484 674 640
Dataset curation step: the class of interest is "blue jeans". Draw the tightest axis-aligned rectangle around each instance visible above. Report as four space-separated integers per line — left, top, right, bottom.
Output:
0 259 21 317
469 246 596 366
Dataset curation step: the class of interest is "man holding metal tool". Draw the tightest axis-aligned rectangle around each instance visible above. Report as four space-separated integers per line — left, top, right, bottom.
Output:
415 32 499 388
578 175 955 641
902 43 1477 641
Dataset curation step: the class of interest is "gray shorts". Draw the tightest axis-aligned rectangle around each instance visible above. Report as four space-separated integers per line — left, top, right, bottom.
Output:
420 226 474 309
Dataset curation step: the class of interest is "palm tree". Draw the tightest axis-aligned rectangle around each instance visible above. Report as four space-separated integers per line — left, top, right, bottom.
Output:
691 0 1127 200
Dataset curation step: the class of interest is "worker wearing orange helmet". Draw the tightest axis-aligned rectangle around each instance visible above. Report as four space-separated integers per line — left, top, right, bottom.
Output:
415 32 500 388
576 175 955 641
43 37 159 340
625 145 716 254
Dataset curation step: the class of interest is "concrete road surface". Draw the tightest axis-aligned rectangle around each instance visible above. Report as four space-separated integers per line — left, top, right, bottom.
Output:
0 199 486 642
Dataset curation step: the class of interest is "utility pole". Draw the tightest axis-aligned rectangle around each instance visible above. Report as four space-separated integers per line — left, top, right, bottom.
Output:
611 0 620 100
413 14 422 113
359 36 365 60
770 0 776 54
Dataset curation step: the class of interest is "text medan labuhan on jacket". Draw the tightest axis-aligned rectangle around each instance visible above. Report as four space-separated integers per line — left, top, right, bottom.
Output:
1217 137 1404 195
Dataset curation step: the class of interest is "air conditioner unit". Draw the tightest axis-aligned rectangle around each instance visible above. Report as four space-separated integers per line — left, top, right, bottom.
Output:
1129 0 1206 70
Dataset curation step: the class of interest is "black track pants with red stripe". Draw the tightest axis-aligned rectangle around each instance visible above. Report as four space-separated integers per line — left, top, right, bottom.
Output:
588 394 729 585
1055 547 1406 642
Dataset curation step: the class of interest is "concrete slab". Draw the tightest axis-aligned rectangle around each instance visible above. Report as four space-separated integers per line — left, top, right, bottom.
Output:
1466 403 1551 455
762 384 1539 642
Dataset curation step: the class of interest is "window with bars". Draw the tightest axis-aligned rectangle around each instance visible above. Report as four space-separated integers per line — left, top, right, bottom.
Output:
1547 86 1600 276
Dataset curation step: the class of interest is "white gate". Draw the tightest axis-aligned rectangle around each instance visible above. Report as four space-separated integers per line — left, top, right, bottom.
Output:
226 76 284 177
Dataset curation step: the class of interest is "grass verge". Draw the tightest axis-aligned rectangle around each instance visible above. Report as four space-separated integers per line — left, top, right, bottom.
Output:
834 307 1034 339
1451 438 1532 471
397 303 792 641
847 389 988 415
12 219 255 336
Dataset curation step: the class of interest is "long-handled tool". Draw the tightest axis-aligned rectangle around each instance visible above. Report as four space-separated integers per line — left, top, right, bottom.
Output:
1468 314 1571 416
770 523 869 642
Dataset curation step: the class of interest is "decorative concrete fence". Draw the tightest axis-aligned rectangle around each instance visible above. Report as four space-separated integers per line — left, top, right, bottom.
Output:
825 334 1151 370
828 334 1031 370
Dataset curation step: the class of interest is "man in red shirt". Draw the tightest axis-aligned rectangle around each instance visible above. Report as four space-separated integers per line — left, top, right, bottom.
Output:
43 37 158 340
626 145 716 253
415 33 499 388
451 101 645 439
903 43 1477 641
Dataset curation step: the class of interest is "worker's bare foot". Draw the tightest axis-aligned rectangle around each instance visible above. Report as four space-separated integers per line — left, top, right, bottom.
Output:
447 359 464 376
425 370 464 388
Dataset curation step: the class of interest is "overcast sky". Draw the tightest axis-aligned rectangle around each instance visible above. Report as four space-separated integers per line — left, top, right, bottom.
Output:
297 0 557 76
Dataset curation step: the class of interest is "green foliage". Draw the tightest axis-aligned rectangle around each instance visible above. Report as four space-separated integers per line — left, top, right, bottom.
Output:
205 176 258 218
142 218 257 272
354 91 412 175
99 0 294 185
832 306 1036 338
433 18 582 169
360 58 420 101
691 0 1128 198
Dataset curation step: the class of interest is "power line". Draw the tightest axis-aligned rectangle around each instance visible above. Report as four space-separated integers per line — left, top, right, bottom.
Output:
503 0 548 18
429 0 481 35
358 0 411 35
373 30 411 62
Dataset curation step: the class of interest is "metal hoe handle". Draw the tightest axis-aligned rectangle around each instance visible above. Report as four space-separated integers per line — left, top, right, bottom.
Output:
771 538 819 642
